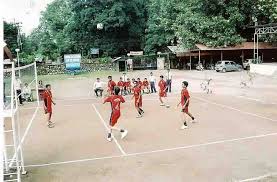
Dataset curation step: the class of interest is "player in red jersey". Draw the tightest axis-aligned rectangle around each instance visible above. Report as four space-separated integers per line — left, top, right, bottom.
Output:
43 84 56 128
177 81 196 129
103 87 128 142
142 78 150 94
124 78 132 94
107 76 116 95
132 81 144 118
117 77 124 95
158 75 169 108
137 78 143 89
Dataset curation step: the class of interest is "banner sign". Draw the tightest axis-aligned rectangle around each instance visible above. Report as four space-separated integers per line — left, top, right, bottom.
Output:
64 54 81 70
129 51 143 56
90 48 100 55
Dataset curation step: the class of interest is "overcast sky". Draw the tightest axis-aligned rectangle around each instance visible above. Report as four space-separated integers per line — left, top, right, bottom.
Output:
3 0 53 35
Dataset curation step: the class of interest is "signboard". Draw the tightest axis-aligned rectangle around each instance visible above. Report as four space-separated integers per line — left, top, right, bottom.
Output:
90 48 100 55
128 51 143 56
64 54 81 70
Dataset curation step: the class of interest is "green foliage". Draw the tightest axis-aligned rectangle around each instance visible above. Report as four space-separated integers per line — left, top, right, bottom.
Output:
10 0 277 59
68 0 147 56
4 21 18 55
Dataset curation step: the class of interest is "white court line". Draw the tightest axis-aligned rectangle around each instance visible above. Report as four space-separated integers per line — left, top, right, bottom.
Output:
195 96 277 122
92 104 126 155
9 106 39 167
237 95 277 105
24 132 277 168
237 172 277 182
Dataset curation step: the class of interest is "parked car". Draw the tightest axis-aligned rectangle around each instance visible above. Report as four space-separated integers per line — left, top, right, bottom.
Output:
215 60 243 73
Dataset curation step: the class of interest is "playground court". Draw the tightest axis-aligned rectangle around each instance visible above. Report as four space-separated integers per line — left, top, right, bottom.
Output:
14 70 277 182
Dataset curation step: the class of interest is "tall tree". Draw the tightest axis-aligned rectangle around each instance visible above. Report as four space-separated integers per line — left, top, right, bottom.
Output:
68 0 147 56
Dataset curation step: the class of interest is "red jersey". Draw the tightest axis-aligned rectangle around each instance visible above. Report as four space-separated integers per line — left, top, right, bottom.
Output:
158 80 167 91
181 88 190 106
133 86 141 99
117 81 124 87
125 81 131 87
43 90 53 113
104 95 125 112
108 80 116 91
138 81 143 88
143 80 149 86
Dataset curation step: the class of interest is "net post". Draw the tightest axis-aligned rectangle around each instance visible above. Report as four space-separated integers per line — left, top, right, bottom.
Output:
34 62 40 106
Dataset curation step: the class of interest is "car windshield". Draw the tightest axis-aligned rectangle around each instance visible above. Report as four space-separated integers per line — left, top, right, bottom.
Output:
216 61 222 65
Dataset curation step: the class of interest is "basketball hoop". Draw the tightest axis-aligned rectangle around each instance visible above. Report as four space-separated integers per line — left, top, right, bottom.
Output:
97 23 103 30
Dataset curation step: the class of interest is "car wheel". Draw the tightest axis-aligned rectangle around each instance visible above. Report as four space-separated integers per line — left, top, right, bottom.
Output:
216 70 219 72
222 68 226 73
238 67 242 72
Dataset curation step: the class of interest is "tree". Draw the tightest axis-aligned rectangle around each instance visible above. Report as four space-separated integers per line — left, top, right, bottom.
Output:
4 21 19 55
144 0 179 53
68 0 147 56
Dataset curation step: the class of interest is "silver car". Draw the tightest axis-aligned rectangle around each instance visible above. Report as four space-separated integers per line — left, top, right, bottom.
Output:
215 61 243 73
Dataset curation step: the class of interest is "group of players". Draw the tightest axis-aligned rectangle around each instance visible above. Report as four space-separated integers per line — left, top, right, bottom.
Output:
42 73 196 141
103 74 196 142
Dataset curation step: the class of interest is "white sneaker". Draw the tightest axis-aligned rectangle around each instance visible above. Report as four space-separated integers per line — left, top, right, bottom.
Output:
107 133 112 142
121 130 128 139
107 137 112 142
191 119 196 123
166 105 170 108
136 114 142 118
180 124 188 130
160 103 165 106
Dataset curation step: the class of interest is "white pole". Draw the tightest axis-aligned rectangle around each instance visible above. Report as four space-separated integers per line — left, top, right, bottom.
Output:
253 33 255 60
16 110 27 175
34 62 40 106
0 17 4 180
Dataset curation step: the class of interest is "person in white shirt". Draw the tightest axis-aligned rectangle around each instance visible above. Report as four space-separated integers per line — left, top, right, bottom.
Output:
149 72 157 93
15 77 23 105
166 69 173 93
22 83 32 102
93 78 104 97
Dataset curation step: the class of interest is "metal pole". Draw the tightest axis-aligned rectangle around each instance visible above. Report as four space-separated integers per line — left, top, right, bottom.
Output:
198 50 201 64
253 33 256 60
34 62 40 106
189 52 192 70
257 34 259 63
0 17 4 181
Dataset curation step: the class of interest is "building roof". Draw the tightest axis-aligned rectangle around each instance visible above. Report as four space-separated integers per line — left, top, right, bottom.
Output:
195 42 277 51
167 46 189 54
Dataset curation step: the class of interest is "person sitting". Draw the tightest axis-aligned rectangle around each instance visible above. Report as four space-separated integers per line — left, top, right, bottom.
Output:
22 83 32 102
142 78 150 94
93 78 104 97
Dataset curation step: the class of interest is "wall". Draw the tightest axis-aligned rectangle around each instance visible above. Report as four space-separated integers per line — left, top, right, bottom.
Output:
37 63 116 75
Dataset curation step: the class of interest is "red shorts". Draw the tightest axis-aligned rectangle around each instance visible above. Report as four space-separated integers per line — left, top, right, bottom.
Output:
159 91 167 97
110 111 120 127
44 107 52 114
135 97 142 107
181 106 189 113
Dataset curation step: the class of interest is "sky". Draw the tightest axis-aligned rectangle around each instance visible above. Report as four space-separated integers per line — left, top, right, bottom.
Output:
2 0 53 35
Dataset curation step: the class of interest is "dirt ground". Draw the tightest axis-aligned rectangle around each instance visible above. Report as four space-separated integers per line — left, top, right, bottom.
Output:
11 69 277 182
